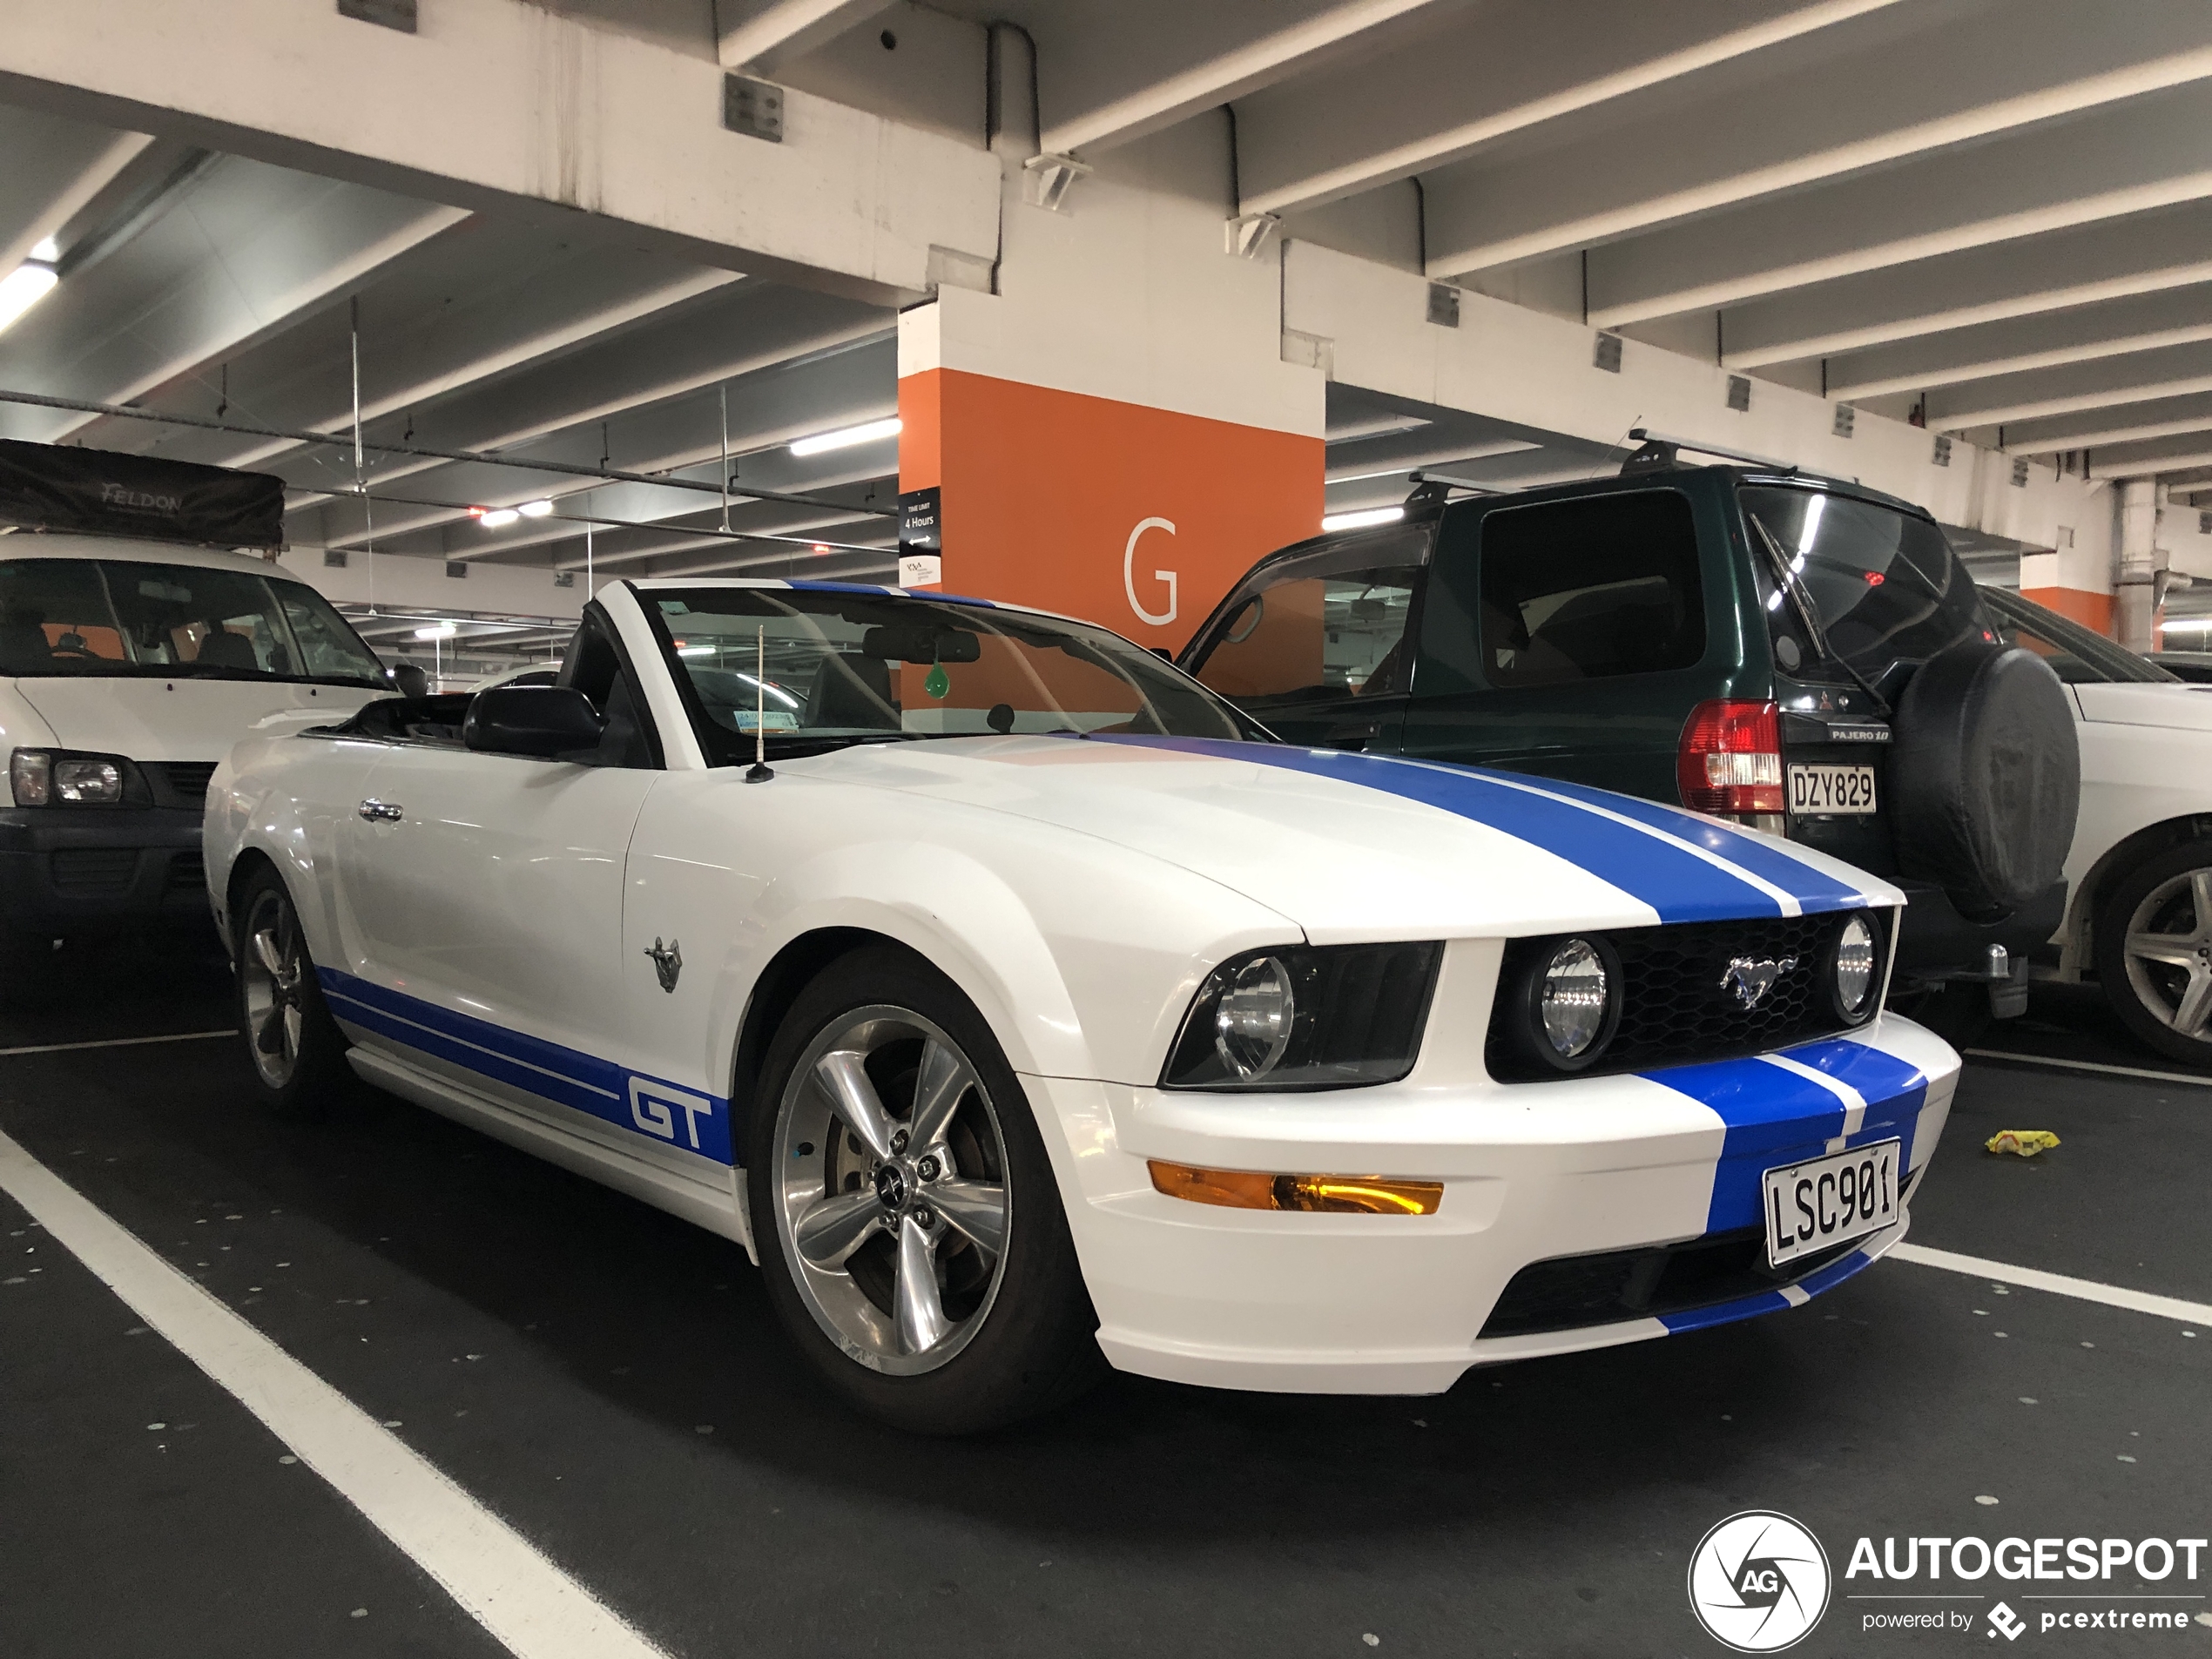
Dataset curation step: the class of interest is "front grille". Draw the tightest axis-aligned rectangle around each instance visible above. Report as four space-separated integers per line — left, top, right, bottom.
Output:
154 762 218 806
168 850 205 891
1485 910 1880 1082
1480 1227 1860 1338
50 848 140 895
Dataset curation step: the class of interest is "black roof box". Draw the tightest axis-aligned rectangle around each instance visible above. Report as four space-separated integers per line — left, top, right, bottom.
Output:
0 440 286 550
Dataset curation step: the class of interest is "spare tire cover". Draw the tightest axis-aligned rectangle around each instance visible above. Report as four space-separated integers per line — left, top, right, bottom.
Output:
1889 642 2080 918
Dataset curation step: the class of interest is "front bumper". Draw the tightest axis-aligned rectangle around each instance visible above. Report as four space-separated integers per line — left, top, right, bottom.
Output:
1028 1012 1959 1394
0 805 209 936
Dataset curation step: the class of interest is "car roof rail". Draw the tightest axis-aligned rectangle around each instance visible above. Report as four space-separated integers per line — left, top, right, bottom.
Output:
1622 427 1797 476
1402 469 1503 509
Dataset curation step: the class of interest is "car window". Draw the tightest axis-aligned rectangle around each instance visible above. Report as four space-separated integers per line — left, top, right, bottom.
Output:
1740 485 1984 692
0 557 385 685
1979 586 2177 685
1420 490 1704 692
1182 527 1427 706
644 585 1260 765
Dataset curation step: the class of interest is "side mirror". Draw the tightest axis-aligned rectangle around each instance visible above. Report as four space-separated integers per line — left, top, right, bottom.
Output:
462 685 604 758
389 662 430 698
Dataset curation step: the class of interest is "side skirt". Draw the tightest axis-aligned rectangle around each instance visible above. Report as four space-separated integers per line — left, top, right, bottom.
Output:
346 1044 757 1258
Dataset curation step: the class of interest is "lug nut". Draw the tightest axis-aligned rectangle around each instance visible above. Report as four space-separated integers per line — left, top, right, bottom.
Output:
913 1208 934 1229
917 1156 940 1181
890 1129 909 1155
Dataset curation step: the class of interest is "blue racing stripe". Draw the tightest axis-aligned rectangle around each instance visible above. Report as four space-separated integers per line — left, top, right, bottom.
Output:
1527 775 1871 912
320 969 733 1164
1647 1055 1850 1232
1089 734 1788 923
1656 1246 1876 1334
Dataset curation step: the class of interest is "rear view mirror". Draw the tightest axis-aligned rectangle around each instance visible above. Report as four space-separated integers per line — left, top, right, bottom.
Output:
860 623 982 664
463 685 604 758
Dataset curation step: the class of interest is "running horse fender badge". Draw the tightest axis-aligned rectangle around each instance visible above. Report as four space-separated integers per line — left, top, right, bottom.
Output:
1720 954 1797 1010
644 937 683 993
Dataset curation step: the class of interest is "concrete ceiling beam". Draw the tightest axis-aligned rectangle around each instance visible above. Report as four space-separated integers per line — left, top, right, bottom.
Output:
1423 1 2212 277
1718 207 2212 370
0 105 151 276
715 0 900 74
1232 0 1897 219
0 0 999 306
1585 84 2212 328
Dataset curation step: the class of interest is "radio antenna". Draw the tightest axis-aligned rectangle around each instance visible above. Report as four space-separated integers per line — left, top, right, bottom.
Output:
745 625 774 783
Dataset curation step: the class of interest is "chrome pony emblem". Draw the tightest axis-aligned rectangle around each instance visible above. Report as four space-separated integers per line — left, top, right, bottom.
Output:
1721 954 1797 1010
644 936 683 993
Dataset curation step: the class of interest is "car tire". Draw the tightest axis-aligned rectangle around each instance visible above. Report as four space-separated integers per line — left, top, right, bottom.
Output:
233 864 350 1114
747 944 1103 1434
2094 841 2212 1068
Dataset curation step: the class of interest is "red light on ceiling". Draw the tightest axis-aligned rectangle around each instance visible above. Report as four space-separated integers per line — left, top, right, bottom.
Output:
1865 571 1885 584
813 543 830 555
466 505 487 518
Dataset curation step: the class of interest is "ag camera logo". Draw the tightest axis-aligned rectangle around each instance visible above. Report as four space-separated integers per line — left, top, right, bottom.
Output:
1688 1511 1831 1652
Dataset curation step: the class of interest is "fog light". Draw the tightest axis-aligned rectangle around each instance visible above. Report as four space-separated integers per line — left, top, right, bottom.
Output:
1148 1161 1442 1216
1540 938 1609 1058
1833 913 1878 1021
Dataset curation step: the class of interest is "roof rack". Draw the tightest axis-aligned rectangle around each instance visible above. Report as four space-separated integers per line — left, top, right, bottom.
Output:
1621 427 1797 476
1402 469 1502 509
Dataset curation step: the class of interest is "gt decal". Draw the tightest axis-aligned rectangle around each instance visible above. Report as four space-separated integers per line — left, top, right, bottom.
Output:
629 1076 716 1150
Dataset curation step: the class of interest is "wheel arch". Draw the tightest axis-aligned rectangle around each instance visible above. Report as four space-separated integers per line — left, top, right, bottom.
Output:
2070 813 2212 971
725 925 900 1167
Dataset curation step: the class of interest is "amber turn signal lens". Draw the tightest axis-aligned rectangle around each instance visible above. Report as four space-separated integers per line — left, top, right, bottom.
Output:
1147 1161 1442 1216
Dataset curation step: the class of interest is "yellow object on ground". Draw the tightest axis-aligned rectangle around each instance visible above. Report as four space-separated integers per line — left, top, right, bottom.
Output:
1986 1130 2061 1157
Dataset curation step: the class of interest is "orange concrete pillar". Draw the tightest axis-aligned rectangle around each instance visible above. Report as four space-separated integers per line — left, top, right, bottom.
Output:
892 127 1325 651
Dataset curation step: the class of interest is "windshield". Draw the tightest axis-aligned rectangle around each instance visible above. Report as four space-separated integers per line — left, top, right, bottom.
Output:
1740 485 1986 692
0 557 387 686
1182 527 1427 706
645 585 1263 762
1979 585 2178 684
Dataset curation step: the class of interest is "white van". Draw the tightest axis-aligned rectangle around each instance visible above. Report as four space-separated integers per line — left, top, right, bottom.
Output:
0 445 390 969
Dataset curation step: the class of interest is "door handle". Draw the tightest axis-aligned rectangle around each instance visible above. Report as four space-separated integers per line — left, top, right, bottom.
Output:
357 799 403 823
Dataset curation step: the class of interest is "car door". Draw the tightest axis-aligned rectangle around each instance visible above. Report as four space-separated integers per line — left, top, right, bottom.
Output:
1181 523 1429 752
1396 488 1726 799
336 613 662 1129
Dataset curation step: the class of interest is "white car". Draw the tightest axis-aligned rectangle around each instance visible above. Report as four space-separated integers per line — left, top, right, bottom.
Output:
205 577 1959 1432
1982 587 2212 1065
0 527 391 971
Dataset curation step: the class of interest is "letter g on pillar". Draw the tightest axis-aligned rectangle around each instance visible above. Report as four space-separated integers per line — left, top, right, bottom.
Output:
1124 516 1178 627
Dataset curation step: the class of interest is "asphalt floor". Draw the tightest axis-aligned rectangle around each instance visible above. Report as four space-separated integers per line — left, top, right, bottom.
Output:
1 941 2207 1658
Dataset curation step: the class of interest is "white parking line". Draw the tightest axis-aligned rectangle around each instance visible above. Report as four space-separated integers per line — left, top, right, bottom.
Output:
0 1029 234 1058
1963 1048 2212 1089
0 1128 669 1659
1892 1242 2212 1326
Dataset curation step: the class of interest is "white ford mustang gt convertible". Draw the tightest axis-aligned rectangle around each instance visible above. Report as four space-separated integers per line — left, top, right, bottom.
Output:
205 578 1959 1432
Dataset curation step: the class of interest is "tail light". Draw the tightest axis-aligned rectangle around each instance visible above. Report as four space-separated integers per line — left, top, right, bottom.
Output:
1677 699 1783 814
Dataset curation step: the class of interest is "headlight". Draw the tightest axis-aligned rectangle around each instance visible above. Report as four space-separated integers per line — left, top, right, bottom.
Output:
1831 913 1878 1022
1496 934 1621 1075
1162 941 1442 1091
9 749 136 807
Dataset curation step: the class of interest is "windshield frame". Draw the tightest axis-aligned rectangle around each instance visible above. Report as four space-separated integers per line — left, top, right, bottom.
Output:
635 581 1274 765
0 555 388 689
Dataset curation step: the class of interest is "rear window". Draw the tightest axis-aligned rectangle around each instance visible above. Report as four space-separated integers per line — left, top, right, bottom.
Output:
1740 485 1985 691
1420 490 1705 692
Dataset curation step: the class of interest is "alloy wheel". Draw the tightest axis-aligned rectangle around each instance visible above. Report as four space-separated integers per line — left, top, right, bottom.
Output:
772 1005 1011 1376
2121 867 2212 1040
240 887 308 1089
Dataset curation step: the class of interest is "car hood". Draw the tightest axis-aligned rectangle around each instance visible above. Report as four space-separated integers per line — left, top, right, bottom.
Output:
794 733 1898 943
2072 681 2212 732
11 677 384 761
